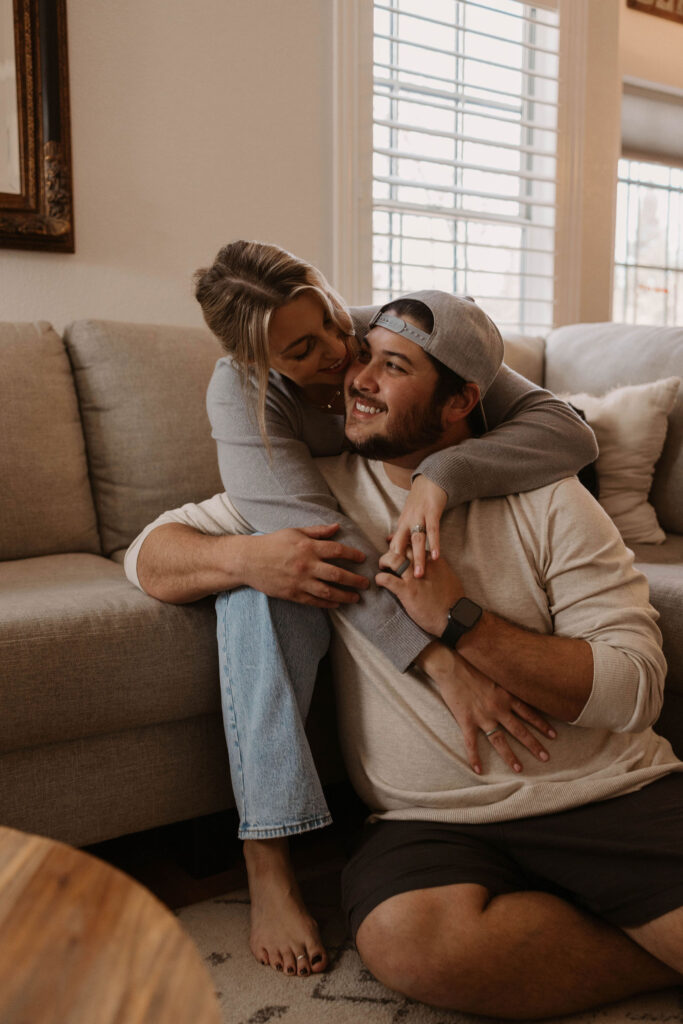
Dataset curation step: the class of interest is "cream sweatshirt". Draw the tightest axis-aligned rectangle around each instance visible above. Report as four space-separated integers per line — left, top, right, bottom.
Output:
124 458 681 823
320 455 680 822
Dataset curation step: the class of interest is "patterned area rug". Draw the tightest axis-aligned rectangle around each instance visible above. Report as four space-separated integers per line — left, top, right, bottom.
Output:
177 870 682 1024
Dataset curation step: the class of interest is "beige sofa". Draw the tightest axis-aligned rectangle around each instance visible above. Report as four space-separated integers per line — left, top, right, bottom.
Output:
1 317 681 848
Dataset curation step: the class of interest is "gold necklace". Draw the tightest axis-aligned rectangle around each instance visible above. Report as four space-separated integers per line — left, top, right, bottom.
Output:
320 387 342 411
304 384 343 412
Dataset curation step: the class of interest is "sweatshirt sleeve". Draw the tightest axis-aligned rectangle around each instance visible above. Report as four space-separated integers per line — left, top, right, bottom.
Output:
124 492 252 591
416 364 599 505
541 478 666 733
206 360 433 671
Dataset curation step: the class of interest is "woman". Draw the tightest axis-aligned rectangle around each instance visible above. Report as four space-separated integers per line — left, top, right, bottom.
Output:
132 240 598 977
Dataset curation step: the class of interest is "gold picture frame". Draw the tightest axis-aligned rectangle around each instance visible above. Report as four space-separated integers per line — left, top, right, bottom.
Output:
0 0 74 252
626 0 683 26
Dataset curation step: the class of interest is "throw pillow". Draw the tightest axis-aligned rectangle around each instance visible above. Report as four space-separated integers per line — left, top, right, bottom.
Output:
562 377 680 545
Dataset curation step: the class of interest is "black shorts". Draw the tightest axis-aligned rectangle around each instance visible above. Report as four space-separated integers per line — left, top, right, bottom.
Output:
341 772 683 939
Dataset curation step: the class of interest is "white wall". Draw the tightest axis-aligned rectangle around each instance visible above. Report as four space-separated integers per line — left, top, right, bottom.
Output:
3 1 683 334
0 0 333 333
557 0 683 323
579 1 622 324
554 0 622 326
620 4 683 90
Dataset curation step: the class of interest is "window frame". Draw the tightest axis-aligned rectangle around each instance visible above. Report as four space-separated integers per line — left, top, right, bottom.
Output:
613 155 683 325
333 0 619 329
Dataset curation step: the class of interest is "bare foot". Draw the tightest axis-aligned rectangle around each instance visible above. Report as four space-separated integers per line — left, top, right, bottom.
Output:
244 837 328 976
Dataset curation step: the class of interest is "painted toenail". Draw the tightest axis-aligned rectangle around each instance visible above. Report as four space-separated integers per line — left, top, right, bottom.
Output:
275 963 283 971
311 955 322 965
287 967 294 974
300 968 309 976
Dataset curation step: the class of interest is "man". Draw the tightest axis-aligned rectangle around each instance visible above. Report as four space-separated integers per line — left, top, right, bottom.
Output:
127 293 683 1017
321 295 683 1016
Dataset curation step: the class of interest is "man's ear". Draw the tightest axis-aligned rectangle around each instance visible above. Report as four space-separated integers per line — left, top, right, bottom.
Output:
442 383 481 425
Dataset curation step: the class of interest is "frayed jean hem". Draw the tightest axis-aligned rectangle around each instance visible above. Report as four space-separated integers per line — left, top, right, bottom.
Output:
238 812 333 841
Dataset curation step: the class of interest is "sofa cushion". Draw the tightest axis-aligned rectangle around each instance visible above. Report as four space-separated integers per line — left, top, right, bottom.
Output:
64 320 224 554
544 323 683 534
631 533 683 700
0 322 100 560
561 378 680 544
0 554 220 754
0 716 233 848
501 334 545 386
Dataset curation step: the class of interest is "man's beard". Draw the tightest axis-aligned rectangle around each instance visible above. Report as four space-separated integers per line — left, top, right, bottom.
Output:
347 388 445 461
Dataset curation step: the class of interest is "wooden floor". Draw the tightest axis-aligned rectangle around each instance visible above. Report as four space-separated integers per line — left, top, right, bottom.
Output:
84 782 364 911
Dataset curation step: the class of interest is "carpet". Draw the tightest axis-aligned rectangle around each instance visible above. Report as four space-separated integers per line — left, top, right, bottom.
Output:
177 871 682 1024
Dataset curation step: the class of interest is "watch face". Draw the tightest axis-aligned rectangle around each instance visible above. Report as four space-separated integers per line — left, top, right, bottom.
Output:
454 597 481 629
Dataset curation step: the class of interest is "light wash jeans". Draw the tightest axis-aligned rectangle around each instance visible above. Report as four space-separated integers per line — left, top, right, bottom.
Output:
216 587 333 840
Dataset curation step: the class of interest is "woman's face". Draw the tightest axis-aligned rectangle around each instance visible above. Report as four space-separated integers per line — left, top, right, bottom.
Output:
268 292 352 388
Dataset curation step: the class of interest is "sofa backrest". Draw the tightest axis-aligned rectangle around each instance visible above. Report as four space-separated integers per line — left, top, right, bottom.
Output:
500 334 545 386
0 322 101 560
64 320 224 555
544 322 683 535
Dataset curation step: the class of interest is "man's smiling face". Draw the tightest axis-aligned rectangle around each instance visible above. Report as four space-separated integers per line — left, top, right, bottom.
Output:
343 320 447 463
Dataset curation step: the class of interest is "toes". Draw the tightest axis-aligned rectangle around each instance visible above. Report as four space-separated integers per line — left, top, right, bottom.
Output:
295 951 310 977
252 946 270 967
310 949 327 973
281 950 297 976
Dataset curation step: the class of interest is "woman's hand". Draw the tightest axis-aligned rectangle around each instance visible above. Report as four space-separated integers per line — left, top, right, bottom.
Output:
377 548 462 636
242 523 369 608
417 642 554 775
390 475 447 577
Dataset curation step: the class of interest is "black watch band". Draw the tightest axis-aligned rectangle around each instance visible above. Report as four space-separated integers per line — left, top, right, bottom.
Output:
440 597 482 649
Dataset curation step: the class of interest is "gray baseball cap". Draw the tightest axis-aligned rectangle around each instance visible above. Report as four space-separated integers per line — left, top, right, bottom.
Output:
369 290 504 399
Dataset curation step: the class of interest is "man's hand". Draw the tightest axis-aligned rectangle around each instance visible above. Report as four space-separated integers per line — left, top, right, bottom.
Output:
241 523 369 608
389 475 447 578
376 548 463 635
378 548 592 722
416 642 555 776
136 521 368 606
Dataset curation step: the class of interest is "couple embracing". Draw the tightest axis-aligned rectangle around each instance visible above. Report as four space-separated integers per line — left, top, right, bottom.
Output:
126 240 683 1018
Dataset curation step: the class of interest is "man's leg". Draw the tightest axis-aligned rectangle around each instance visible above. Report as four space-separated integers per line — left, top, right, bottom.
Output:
216 588 332 976
356 884 681 1020
626 907 683 975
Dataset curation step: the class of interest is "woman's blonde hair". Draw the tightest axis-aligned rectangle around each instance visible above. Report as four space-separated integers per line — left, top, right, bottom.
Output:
194 240 354 446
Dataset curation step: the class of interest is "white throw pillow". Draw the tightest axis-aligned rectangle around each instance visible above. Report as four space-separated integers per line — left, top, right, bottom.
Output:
562 377 680 545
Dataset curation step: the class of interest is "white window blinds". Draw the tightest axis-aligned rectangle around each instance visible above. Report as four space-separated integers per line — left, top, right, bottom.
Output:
372 0 560 333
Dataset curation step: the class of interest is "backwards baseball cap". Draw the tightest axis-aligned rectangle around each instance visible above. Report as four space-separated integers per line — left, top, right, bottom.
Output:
369 290 504 401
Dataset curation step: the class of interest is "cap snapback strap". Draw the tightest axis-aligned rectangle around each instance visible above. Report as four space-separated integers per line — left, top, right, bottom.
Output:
369 311 431 345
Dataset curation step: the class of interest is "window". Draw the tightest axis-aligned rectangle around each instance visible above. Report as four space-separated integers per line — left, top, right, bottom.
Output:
613 158 683 326
372 0 560 333
614 79 683 326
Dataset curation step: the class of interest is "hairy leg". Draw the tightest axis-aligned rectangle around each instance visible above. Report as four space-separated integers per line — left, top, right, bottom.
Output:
626 905 683 975
244 838 326 976
356 883 681 1020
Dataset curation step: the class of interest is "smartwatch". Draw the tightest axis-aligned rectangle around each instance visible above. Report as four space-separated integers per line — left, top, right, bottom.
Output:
440 597 482 649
